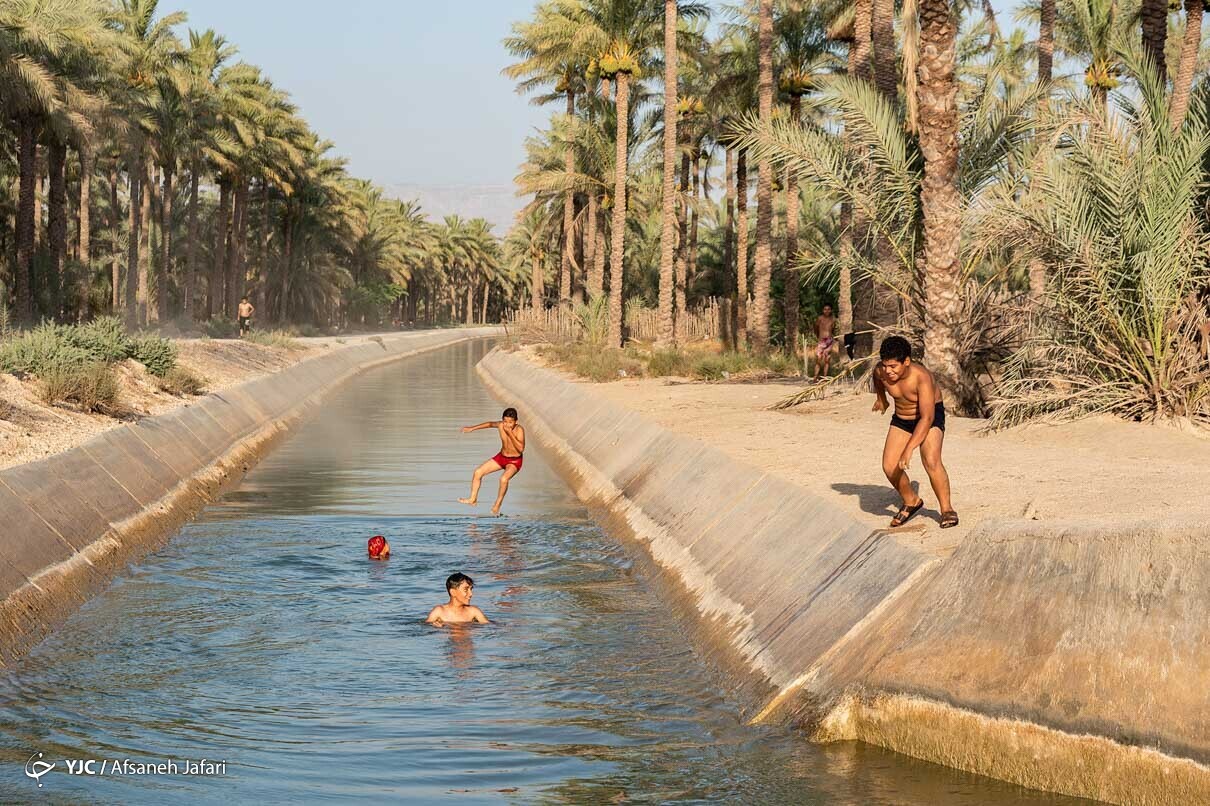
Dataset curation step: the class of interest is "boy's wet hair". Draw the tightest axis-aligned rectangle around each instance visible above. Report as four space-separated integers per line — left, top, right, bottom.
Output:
502 407 518 420
446 572 474 592
879 336 913 363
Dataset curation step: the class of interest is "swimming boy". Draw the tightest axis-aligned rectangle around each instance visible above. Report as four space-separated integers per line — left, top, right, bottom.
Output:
813 304 837 379
872 336 959 529
426 572 489 625
237 296 255 337
367 535 390 560
458 407 525 516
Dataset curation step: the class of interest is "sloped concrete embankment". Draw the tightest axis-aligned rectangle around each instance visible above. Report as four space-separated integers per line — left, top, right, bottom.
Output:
477 348 1210 806
0 329 496 665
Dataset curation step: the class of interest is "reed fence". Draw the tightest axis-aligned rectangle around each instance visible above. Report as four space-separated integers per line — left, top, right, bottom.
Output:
506 298 723 344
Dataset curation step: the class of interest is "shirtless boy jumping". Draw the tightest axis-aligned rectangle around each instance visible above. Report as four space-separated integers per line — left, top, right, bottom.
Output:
872 336 959 529
426 572 489 625
458 407 525 515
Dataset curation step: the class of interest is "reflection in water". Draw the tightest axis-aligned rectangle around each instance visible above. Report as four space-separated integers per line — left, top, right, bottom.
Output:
0 341 1083 804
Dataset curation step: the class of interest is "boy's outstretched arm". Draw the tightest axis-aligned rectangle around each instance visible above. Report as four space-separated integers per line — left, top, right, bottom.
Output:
461 421 499 433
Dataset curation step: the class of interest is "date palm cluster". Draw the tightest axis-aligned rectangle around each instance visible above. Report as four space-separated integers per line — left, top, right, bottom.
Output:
506 0 1210 424
0 0 511 333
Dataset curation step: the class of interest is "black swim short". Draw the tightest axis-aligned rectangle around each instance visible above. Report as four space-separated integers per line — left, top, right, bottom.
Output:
890 401 946 434
239 316 250 329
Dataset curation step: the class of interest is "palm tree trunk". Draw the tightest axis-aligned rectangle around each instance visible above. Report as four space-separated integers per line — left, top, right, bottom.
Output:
561 90 576 306
109 162 120 312
209 177 230 319
125 159 141 328
608 71 631 348
870 0 902 340
838 203 854 338
1031 0 1056 300
158 166 173 322
1038 0 1055 85
78 147 92 284
724 147 736 349
735 149 749 350
185 164 199 316
845 0 872 349
47 142 68 319
15 120 37 322
783 97 803 354
233 179 250 311
674 151 690 343
585 193 600 298
138 159 152 325
917 0 967 402
657 0 679 346
591 195 606 299
258 182 271 313
531 250 544 311
751 0 775 352
34 158 44 255
688 151 701 303
1141 0 1168 79
1170 0 1203 127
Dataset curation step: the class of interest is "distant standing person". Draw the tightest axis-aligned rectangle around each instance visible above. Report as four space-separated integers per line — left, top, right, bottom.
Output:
813 304 837 380
458 408 525 516
238 297 255 337
872 336 959 529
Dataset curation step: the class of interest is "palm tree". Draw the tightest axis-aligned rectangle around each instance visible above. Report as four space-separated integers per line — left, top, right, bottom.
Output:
749 0 775 352
657 0 679 345
916 0 965 399
1139 0 1168 78
1169 0 1203 128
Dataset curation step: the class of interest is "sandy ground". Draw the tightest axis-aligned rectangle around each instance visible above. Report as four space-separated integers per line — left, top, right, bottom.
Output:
533 352 1210 557
0 333 393 471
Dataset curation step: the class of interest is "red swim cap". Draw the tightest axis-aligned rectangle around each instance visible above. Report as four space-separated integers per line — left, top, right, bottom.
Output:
367 535 387 558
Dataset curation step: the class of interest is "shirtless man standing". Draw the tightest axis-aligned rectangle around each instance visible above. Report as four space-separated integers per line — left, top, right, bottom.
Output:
458 407 525 515
813 304 837 379
872 336 959 528
237 296 255 337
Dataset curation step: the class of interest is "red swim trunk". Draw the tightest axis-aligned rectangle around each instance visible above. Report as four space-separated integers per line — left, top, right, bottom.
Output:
492 452 523 471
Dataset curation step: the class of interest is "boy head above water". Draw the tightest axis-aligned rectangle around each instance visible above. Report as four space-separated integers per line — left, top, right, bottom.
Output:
367 535 390 560
426 572 489 625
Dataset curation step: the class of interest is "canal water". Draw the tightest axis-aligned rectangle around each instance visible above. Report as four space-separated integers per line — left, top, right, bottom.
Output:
0 340 1084 803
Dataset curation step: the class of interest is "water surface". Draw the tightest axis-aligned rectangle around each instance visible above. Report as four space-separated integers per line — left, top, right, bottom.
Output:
0 340 1084 803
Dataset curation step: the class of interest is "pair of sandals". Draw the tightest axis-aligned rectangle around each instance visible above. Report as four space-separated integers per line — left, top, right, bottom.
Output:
890 500 959 529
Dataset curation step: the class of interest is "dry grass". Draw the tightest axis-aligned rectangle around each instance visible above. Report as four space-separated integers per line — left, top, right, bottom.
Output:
39 362 122 414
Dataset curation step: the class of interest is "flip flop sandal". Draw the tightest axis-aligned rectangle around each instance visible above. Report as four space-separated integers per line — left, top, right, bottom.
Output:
940 511 960 529
890 500 924 528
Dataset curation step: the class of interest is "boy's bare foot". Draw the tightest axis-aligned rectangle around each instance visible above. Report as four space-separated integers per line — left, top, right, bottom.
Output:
490 505 502 516
458 497 477 506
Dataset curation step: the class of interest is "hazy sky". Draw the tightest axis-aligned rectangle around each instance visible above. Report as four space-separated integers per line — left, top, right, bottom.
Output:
174 0 1026 193
173 0 551 189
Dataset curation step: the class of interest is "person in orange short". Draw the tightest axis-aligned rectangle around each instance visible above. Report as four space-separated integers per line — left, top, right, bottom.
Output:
458 407 525 516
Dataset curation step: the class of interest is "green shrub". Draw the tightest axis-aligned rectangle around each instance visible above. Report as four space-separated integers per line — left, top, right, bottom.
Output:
65 316 130 362
0 324 90 376
39 361 120 413
544 343 644 382
205 316 239 339
128 335 178 377
157 366 207 396
646 349 692 377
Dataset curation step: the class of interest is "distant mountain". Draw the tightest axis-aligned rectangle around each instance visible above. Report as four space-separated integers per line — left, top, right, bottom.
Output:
383 183 525 235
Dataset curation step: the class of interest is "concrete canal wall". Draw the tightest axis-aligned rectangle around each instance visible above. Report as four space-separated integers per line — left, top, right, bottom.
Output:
0 328 496 665
477 347 1210 806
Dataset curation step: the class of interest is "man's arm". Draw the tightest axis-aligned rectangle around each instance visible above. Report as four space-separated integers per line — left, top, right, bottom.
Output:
898 374 935 470
872 368 890 413
470 607 490 624
508 425 526 454
425 607 444 625
461 421 498 433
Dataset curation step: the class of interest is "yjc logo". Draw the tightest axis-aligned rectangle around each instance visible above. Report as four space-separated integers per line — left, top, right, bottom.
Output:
25 752 55 787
